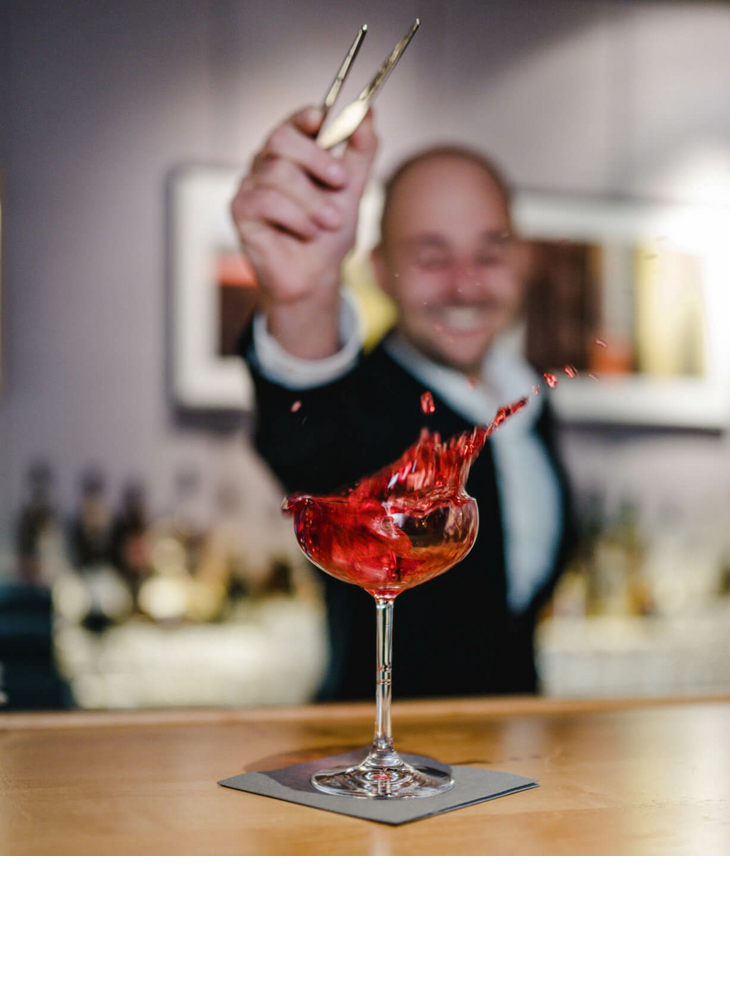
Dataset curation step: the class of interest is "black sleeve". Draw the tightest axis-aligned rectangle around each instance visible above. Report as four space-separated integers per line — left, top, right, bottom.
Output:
237 325 419 496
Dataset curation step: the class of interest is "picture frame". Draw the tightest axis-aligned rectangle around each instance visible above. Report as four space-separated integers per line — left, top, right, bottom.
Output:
169 165 255 410
513 193 730 429
168 165 730 429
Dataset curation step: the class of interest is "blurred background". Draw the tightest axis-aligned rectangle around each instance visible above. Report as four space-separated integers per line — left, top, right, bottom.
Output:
2 0 730 711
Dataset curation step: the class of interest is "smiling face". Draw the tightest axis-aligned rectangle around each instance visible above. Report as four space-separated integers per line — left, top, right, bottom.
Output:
372 153 527 376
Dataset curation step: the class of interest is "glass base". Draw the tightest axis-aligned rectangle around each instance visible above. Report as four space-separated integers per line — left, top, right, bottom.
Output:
311 750 454 799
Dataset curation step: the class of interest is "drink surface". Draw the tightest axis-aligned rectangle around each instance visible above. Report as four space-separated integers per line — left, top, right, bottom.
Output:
285 489 479 597
283 399 527 598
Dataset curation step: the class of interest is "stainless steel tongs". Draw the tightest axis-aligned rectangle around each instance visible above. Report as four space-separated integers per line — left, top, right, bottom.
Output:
316 19 420 150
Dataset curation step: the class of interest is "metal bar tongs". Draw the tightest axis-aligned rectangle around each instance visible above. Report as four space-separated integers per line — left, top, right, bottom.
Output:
316 19 420 150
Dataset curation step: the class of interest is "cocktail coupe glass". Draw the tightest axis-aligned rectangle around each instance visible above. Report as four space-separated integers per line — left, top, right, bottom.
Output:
283 429 482 799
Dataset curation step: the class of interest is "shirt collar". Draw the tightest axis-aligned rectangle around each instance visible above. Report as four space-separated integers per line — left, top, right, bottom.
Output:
382 324 542 432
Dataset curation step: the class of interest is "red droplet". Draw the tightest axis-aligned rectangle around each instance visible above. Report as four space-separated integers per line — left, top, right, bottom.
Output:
532 384 541 395
595 338 607 348
467 376 477 389
421 391 436 415
290 400 302 413
564 365 577 379
543 372 558 389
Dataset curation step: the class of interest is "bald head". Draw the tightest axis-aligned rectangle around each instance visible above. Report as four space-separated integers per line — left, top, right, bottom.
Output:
370 148 526 376
379 146 513 249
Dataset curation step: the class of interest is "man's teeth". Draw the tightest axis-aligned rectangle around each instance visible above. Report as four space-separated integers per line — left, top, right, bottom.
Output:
437 308 486 332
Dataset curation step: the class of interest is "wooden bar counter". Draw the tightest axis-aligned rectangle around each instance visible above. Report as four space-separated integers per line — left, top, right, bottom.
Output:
2 695 729 855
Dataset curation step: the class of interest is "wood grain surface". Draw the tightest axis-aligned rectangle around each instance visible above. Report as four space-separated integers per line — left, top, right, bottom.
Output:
2 695 729 855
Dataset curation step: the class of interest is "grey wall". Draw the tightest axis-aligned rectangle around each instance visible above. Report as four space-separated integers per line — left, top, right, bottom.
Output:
2 0 730 559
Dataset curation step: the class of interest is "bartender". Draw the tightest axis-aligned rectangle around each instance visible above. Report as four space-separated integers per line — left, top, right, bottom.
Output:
231 106 574 700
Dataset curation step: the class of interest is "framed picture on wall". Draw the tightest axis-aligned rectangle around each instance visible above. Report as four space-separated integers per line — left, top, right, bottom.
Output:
169 166 256 410
513 194 730 429
169 165 730 428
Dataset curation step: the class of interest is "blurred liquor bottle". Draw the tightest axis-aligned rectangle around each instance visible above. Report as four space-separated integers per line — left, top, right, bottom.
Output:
642 502 719 618
109 480 151 599
170 467 206 575
551 493 653 619
65 467 131 630
200 481 301 608
616 500 653 616
9 462 70 708
138 466 222 623
68 467 112 569
196 481 247 614
16 461 64 586
549 492 597 617
587 498 651 616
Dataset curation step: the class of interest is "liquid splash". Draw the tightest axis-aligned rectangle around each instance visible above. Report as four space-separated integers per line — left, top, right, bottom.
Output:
543 372 558 389
420 391 436 415
283 397 528 597
290 400 302 413
595 338 607 348
564 365 577 379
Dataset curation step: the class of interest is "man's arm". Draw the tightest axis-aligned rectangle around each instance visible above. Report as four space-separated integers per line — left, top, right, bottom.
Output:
231 106 378 360
249 292 362 389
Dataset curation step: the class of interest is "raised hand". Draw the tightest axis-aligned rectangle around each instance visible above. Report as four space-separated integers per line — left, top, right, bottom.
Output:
231 106 378 359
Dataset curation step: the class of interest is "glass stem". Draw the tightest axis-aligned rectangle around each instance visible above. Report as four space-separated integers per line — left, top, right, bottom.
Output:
370 597 400 767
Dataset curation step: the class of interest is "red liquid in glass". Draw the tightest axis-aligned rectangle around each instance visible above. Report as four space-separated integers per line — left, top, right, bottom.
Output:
283 398 527 599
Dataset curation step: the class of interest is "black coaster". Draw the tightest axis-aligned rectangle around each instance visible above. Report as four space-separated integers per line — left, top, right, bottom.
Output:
219 747 538 826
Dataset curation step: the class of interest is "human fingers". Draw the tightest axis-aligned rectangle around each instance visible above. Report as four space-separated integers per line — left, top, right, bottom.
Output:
252 156 345 232
233 176 321 242
256 111 347 190
290 105 326 137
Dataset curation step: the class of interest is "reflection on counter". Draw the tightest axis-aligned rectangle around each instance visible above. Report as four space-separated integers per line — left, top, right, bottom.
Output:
2 461 326 710
538 492 730 697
